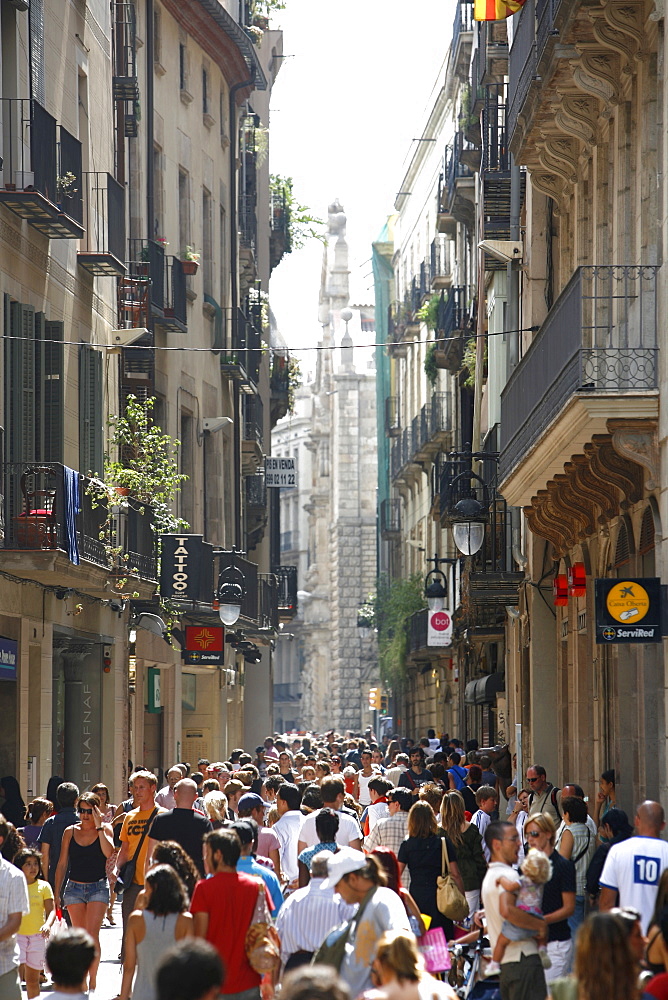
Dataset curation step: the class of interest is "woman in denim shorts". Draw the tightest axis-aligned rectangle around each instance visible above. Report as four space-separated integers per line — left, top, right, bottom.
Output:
54 792 114 991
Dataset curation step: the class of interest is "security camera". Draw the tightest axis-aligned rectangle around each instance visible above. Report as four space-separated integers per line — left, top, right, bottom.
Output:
109 327 148 348
478 240 524 264
202 417 233 434
109 599 126 614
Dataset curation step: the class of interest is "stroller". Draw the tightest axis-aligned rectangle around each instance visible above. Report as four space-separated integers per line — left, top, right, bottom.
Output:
449 930 501 1000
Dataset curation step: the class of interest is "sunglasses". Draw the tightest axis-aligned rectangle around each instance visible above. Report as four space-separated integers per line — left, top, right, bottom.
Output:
526 830 542 838
78 808 93 815
527 777 540 783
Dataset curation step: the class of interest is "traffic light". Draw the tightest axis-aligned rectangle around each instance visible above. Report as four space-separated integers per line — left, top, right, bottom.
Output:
368 687 381 710
380 695 388 714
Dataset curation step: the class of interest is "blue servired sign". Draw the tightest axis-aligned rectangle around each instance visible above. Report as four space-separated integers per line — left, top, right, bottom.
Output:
0 638 18 680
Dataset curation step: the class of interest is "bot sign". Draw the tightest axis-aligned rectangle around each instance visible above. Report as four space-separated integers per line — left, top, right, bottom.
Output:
428 609 453 647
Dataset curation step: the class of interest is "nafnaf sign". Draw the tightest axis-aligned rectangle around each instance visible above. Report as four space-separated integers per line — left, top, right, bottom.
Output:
595 577 662 643
428 609 453 647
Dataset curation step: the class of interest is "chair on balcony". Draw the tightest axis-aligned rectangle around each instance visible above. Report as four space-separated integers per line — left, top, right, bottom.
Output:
117 277 149 329
15 466 58 549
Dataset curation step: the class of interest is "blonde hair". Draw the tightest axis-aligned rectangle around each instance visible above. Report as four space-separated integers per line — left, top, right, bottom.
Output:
524 811 556 846
203 790 228 824
418 782 444 813
266 806 279 827
521 848 552 884
374 930 423 983
440 790 466 847
133 770 158 788
407 800 438 838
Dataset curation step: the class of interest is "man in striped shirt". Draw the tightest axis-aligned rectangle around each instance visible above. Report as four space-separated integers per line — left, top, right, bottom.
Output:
363 788 412 887
274 851 355 972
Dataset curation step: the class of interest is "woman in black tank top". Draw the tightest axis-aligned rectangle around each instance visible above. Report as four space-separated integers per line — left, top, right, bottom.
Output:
54 792 115 991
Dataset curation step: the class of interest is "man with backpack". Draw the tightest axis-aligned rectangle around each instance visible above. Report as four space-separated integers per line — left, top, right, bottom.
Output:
526 765 561 826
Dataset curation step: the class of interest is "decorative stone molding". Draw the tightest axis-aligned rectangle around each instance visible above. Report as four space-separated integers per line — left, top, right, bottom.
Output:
570 48 621 112
608 418 659 490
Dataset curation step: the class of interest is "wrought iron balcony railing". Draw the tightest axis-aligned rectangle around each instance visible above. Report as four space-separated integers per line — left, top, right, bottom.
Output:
78 172 125 276
380 497 401 538
112 1 139 102
507 0 536 145
0 99 84 239
385 396 401 437
243 394 264 449
273 564 298 620
500 265 659 482
430 236 452 289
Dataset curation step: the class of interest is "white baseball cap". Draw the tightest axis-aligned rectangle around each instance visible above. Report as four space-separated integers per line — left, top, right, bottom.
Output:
322 847 367 889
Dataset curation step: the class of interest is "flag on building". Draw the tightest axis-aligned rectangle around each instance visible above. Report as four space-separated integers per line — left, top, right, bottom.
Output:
474 0 527 20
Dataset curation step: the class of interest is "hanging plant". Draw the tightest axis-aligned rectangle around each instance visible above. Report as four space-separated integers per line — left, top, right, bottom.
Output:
461 336 487 389
287 356 302 413
416 294 440 331
374 573 426 687
424 344 438 387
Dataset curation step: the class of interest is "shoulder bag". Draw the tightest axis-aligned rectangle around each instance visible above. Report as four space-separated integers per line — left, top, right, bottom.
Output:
437 836 469 922
245 879 281 976
311 887 376 971
116 807 157 890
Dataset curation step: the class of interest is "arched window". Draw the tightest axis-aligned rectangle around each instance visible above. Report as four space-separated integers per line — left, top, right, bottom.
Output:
614 520 632 576
639 506 656 577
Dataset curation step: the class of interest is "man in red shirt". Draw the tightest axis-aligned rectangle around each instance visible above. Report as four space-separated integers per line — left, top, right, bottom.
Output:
191 828 270 999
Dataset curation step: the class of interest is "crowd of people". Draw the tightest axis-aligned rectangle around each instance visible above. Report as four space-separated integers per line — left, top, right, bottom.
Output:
0 735 668 1000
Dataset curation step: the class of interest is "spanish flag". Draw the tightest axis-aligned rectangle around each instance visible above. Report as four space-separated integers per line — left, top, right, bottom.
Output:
474 0 527 19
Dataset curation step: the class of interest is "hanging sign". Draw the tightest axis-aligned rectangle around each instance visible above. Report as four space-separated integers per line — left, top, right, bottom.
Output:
0 637 17 680
147 667 162 713
428 609 453 647
159 535 214 602
265 456 297 487
182 626 225 665
594 577 662 643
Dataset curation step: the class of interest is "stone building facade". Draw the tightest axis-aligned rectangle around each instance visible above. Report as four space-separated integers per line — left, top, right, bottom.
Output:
299 202 378 733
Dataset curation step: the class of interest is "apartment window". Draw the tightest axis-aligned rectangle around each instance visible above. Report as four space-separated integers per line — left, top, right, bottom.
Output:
153 5 165 73
202 189 213 295
153 145 164 237
202 67 209 115
178 169 190 257
219 205 227 304
180 411 194 529
219 89 227 142
179 43 187 91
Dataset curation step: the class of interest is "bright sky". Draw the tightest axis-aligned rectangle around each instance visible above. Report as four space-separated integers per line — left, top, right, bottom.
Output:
268 0 453 371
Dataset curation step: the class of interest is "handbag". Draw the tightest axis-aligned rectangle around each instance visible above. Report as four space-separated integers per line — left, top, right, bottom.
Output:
436 836 469 922
311 888 376 971
116 807 157 890
245 879 281 976
419 925 452 973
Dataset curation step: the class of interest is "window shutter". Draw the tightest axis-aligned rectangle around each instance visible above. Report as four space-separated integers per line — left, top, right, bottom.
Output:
79 344 103 476
5 300 37 464
639 506 655 555
40 319 64 463
614 521 631 568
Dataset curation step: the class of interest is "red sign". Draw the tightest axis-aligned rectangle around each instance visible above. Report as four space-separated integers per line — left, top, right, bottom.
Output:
430 611 451 631
185 626 224 651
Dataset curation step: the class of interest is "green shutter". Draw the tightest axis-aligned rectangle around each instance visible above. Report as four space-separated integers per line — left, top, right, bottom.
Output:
79 344 103 476
39 320 64 463
5 301 37 464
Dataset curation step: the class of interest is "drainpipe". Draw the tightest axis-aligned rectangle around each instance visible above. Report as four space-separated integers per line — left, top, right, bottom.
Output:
229 75 254 548
146 0 154 238
507 154 527 570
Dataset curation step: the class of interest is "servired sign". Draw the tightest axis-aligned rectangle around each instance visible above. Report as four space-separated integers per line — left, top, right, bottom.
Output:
428 609 453 647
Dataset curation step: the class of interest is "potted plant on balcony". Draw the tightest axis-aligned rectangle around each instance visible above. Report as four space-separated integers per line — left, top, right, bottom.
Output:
180 246 200 275
86 394 188 590
56 171 78 210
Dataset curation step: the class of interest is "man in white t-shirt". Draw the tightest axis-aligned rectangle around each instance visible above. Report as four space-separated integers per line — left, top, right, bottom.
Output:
481 820 548 1000
471 785 499 862
297 777 362 853
599 800 668 933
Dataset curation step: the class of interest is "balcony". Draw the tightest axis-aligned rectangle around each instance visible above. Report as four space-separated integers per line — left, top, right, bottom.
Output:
480 85 526 272
507 0 536 149
269 187 291 272
0 463 156 589
407 608 429 657
78 172 126 276
380 498 401 540
155 257 187 333
390 425 422 485
385 396 401 438
220 309 260 391
500 265 659 505
432 286 473 372
242 394 264 475
258 574 279 631
280 530 295 553
438 133 475 232
476 20 509 90
112 1 139 102
430 236 452 291
273 565 298 622
387 303 408 359
451 1 474 80
0 100 84 239
270 353 290 425
244 471 267 548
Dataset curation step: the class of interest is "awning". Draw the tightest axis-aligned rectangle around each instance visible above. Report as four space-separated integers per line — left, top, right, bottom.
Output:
464 673 505 705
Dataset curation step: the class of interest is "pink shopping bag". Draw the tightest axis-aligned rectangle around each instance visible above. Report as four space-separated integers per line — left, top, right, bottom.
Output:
419 926 452 973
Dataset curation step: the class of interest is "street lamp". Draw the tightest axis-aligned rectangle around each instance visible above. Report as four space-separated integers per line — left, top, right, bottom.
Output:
425 569 448 611
216 551 246 626
450 497 487 556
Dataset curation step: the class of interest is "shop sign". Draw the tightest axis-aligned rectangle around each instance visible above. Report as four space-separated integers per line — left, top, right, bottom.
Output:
182 625 225 666
0 637 17 680
428 609 453 647
594 577 662 643
159 535 213 602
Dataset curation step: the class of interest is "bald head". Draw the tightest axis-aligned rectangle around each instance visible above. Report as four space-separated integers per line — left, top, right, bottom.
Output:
636 800 665 836
174 778 198 808
310 850 334 879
